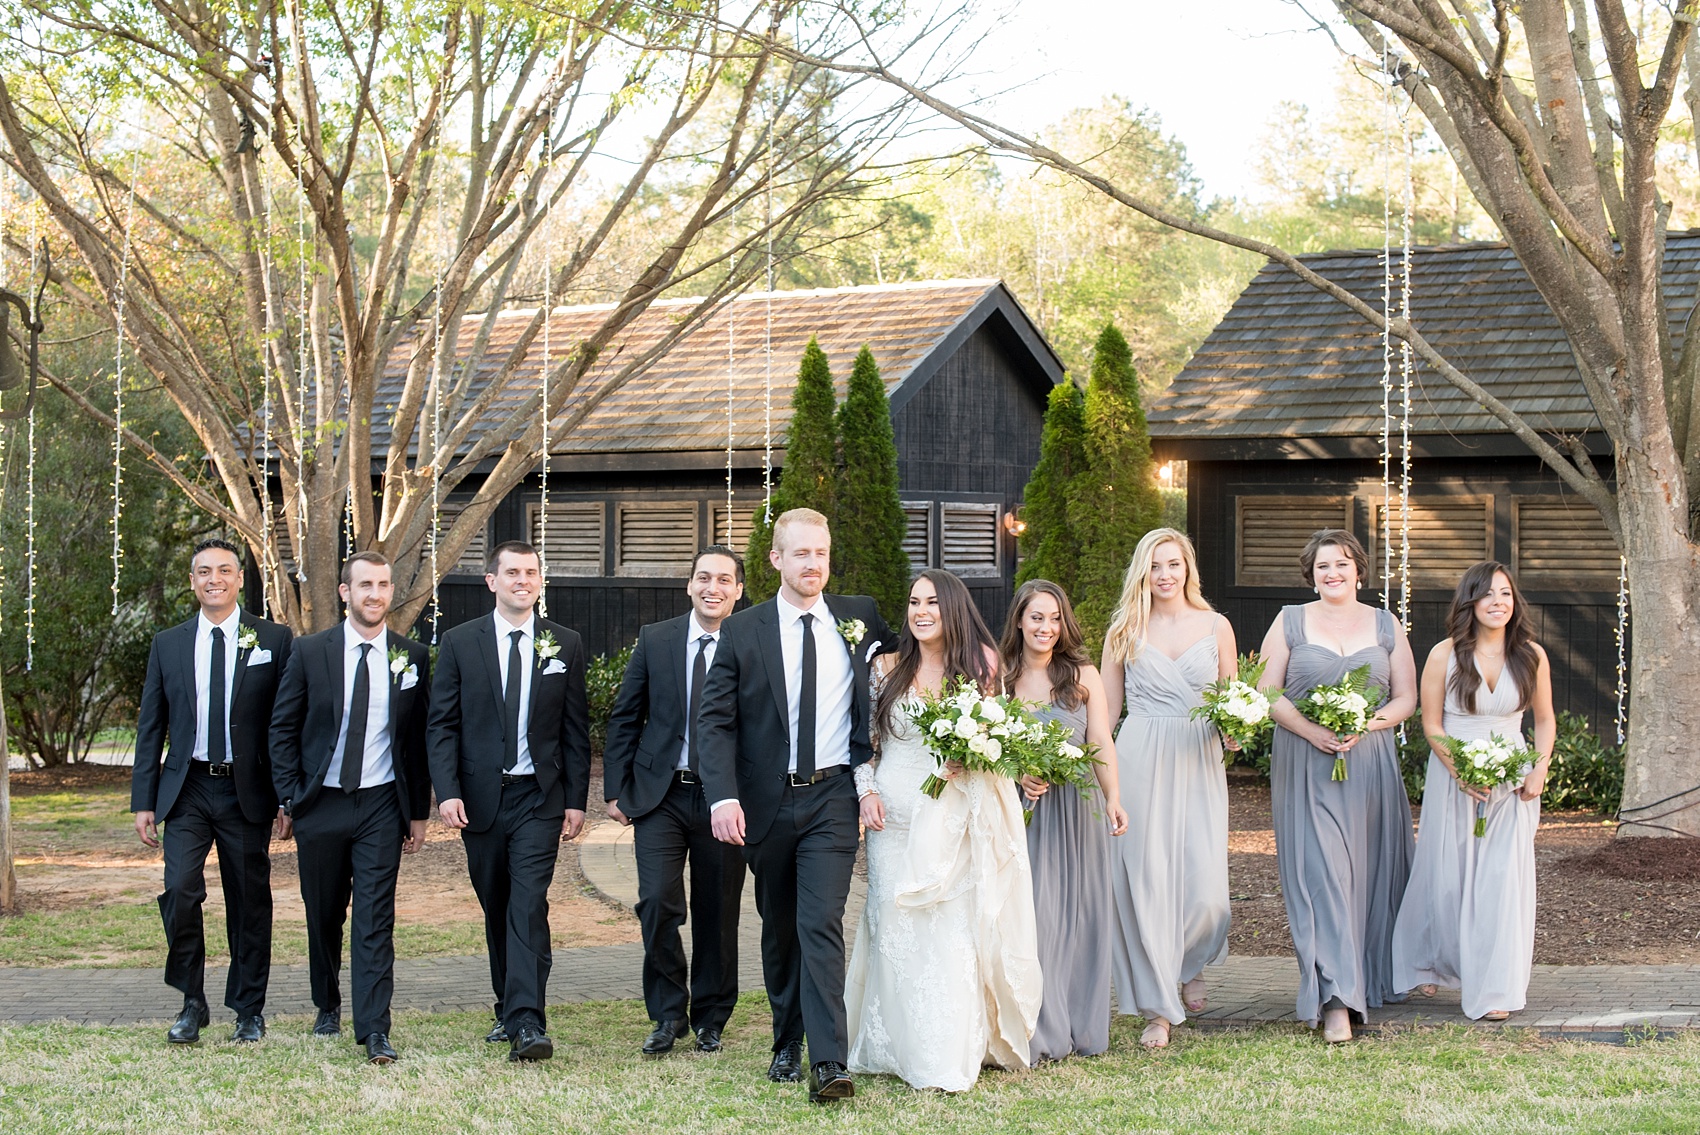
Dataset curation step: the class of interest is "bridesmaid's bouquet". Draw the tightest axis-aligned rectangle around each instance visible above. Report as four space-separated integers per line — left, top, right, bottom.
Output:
1008 715 1102 826
1443 734 1537 836
1293 663 1381 782
1191 653 1280 756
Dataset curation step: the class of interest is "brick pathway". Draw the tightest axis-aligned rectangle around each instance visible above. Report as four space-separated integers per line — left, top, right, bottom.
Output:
3 824 1697 1040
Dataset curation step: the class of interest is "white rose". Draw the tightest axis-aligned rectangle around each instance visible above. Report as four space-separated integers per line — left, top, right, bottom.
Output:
983 737 1002 760
978 698 1006 724
954 688 981 714
931 718 954 738
1059 742 1083 761
954 715 980 740
967 734 988 755
990 723 1009 737
390 656 407 675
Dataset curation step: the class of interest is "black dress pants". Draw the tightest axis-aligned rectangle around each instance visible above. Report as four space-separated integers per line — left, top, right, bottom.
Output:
743 772 859 1066
293 784 405 1041
462 778 561 1033
633 774 746 1031
159 765 273 1016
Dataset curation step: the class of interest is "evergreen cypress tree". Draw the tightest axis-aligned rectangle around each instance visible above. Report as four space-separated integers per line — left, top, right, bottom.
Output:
1015 381 1088 597
832 345 910 622
744 337 839 602
1069 324 1163 651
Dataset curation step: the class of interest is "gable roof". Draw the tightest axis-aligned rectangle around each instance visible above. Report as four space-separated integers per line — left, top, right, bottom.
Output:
1147 233 1700 450
371 279 1062 466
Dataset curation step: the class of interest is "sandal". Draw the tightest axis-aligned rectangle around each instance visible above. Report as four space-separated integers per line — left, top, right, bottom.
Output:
1481 1010 1511 1021
1416 984 1438 997
1181 978 1208 1014
1321 1008 1353 1044
1140 1019 1171 1049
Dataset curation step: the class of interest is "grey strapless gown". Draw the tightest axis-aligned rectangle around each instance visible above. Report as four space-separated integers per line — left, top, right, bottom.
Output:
1025 699 1113 1060
1109 635 1231 1027
1271 605 1414 1024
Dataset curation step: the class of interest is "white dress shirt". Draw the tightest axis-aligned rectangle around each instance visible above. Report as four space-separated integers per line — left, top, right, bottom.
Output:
494 609 537 776
775 591 854 773
678 613 720 771
192 607 242 762
324 620 396 789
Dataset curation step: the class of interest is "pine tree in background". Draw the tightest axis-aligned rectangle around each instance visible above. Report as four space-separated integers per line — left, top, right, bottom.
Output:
1070 324 1163 651
1015 381 1088 598
832 345 910 622
744 337 841 602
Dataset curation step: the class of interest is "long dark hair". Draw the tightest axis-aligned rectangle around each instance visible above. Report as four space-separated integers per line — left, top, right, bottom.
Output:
875 569 997 737
998 580 1090 710
1446 560 1539 714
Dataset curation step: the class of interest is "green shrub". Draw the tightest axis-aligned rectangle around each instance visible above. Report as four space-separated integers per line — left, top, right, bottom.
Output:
586 643 636 753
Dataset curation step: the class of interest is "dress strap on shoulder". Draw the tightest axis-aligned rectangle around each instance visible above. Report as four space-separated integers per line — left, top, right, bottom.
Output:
1281 604 1306 650
1375 607 1398 653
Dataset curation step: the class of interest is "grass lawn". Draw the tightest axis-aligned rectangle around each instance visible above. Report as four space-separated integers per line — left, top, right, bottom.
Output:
2 997 1698 1133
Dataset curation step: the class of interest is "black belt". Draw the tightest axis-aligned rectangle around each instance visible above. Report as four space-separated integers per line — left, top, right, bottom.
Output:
786 764 850 788
673 769 700 786
500 772 537 787
192 761 233 779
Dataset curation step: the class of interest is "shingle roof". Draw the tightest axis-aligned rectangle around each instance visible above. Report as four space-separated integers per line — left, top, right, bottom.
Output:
370 279 1059 459
1147 234 1700 440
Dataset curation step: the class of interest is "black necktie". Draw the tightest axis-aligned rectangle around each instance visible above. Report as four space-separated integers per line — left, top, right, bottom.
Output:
208 626 228 765
687 634 712 773
504 629 524 771
796 613 817 781
342 642 372 793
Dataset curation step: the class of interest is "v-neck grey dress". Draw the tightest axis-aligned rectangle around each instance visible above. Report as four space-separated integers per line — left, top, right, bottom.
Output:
1109 635 1231 1027
1271 604 1414 1025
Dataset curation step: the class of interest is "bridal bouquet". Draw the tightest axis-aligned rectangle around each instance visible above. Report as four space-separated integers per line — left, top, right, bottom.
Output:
1444 733 1537 836
1294 663 1381 782
909 678 1099 808
1191 653 1279 756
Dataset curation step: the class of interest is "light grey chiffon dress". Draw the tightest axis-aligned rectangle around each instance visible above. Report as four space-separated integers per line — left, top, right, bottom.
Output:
1025 699 1113 1060
1109 635 1231 1027
1271 605 1414 1025
1392 653 1539 1018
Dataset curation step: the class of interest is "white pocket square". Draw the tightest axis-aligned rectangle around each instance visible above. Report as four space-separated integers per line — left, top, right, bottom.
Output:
543 659 567 676
247 648 272 666
863 639 883 662
399 667 419 690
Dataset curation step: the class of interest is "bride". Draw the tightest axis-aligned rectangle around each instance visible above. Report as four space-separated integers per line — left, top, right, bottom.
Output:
845 569 1041 1091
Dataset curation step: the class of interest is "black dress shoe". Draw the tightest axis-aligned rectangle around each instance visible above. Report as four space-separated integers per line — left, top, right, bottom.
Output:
808 1061 854 1103
233 1014 266 1043
166 998 209 1045
313 1010 341 1037
484 1020 508 1044
767 1040 804 1083
364 1033 398 1064
642 1018 690 1056
508 1024 554 1062
694 1027 723 1053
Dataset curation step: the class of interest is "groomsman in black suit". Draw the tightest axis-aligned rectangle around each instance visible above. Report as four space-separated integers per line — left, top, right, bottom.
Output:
697 508 893 1103
269 551 431 1063
428 540 591 1062
604 545 749 1057
131 537 293 1045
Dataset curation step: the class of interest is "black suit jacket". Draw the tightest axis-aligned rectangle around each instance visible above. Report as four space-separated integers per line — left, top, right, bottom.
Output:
603 614 699 821
427 613 591 833
695 594 893 843
131 611 294 825
268 623 432 824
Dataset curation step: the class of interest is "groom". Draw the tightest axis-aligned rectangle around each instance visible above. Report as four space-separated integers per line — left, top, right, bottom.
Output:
697 508 892 1103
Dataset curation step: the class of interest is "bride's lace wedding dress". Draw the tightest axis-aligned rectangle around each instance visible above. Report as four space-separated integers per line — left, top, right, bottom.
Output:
845 696 1042 1091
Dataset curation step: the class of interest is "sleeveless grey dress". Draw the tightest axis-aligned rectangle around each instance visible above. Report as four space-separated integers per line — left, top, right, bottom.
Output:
1025 698 1113 1060
1109 635 1231 1027
1271 605 1414 1024
1392 653 1539 1018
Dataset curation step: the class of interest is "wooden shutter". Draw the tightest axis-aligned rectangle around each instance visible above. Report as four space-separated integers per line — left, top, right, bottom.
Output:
1234 496 1354 587
901 501 932 570
616 501 698 576
1514 497 1621 590
1370 496 1493 587
530 501 604 577
940 503 999 577
710 501 760 554
437 501 489 576
267 512 296 574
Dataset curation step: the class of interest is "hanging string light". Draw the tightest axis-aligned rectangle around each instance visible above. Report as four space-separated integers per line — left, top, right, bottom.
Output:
429 163 445 645
259 173 276 615
25 203 39 670
1378 49 1415 627
1615 554 1629 745
0 166 10 640
537 109 554 613
725 208 736 544
1396 82 1414 632
110 153 140 616
1378 47 1395 615
295 112 312 593
761 101 775 522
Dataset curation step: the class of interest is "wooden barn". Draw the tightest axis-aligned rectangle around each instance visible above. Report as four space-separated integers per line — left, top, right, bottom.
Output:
1143 237 1695 732
378 279 1063 655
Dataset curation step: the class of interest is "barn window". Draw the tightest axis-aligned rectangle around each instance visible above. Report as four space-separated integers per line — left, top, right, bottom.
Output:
616 501 699 576
437 500 491 576
1513 497 1620 590
940 503 999 577
901 501 933 570
1234 496 1355 587
711 501 760 556
1369 496 1493 587
269 511 297 575
529 501 605 577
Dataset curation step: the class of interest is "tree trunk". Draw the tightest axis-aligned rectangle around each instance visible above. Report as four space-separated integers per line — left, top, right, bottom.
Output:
0 670 17 913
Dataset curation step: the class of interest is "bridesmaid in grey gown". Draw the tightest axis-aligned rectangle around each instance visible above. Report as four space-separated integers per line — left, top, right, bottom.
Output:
1393 561 1555 1020
1100 528 1237 1050
1257 528 1417 1043
999 581 1128 1063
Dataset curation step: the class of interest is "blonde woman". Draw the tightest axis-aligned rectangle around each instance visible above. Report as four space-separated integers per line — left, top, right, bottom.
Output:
1101 528 1236 1049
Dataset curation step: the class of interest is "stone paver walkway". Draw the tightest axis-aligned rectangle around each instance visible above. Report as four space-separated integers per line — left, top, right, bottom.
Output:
3 824 1697 1041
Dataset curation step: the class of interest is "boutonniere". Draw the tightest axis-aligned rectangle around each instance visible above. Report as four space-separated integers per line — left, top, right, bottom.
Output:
387 646 410 677
535 630 561 663
236 625 259 654
837 618 867 649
